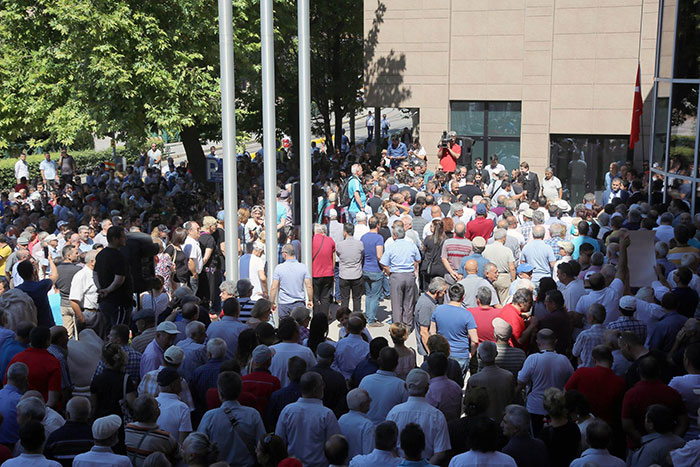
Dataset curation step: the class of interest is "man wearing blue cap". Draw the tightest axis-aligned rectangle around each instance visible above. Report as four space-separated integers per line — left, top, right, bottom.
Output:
509 264 534 296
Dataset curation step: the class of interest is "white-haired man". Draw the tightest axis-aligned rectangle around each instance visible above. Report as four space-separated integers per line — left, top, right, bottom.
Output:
347 164 366 224
353 212 369 240
338 388 375 459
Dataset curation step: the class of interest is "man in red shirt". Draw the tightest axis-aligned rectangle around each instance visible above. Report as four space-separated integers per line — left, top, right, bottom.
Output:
498 289 538 350
5 326 61 409
438 131 460 174
242 345 281 415
621 355 687 449
565 345 626 425
466 204 495 240
468 287 501 343
311 224 336 319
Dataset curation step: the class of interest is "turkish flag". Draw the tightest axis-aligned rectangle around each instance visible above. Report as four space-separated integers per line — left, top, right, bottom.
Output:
629 64 643 150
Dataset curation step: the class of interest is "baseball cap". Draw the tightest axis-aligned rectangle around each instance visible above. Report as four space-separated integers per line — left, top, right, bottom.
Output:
157 224 170 233
163 346 184 365
406 369 430 392
518 203 529 212
132 308 155 321
280 190 290 200
475 204 487 215
57 221 69 228
157 367 180 387
92 414 122 440
556 200 571 212
472 236 486 248
16 236 29 246
523 208 534 218
156 321 179 335
217 210 225 221
251 345 273 364
516 263 534 274
45 234 57 242
328 209 338 219
619 295 637 311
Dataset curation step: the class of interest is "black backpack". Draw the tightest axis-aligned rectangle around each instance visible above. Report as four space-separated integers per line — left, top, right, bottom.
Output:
338 175 357 207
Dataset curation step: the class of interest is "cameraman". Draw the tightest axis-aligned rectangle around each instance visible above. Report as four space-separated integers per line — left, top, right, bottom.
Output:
438 130 461 174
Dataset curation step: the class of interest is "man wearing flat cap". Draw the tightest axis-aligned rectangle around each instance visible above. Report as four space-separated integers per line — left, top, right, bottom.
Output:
72 414 130 467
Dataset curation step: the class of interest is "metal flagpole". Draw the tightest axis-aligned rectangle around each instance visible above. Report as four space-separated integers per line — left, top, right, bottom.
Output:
261 0 278 285
218 0 238 282
298 0 312 274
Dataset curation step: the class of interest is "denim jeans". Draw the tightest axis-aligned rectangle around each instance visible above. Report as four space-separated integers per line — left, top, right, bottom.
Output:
363 271 384 323
347 210 358 224
334 265 341 301
453 356 470 381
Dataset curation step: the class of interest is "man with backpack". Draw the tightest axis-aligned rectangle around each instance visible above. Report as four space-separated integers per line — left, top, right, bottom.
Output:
344 164 366 225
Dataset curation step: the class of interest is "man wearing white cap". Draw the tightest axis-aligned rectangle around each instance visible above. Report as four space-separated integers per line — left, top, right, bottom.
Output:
72 414 130 467
385 368 451 465
607 296 648 342
140 321 179 379
139 345 194 411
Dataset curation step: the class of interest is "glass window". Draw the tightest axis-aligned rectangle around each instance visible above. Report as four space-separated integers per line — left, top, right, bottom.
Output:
487 102 522 137
658 0 677 79
450 101 521 171
668 83 698 174
550 135 629 201
674 0 700 79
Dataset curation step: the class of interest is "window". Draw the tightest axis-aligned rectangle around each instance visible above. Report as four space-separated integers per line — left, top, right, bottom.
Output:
549 135 629 202
450 101 521 173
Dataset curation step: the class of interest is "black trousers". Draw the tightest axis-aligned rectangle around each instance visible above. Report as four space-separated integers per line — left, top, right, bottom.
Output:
339 276 364 312
313 276 334 319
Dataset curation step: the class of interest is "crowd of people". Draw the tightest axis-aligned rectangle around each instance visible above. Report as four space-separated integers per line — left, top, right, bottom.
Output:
0 136 699 467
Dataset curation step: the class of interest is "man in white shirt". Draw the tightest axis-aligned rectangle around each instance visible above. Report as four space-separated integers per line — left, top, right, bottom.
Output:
570 420 625 467
484 155 506 181
348 421 401 466
556 261 587 312
247 240 267 300
386 369 451 465
147 143 162 168
155 367 192 444
39 153 58 187
270 317 317 387
73 414 131 467
575 272 624 329
69 250 100 333
14 153 29 184
183 220 203 294
516 329 574 434
276 372 341 467
353 212 370 240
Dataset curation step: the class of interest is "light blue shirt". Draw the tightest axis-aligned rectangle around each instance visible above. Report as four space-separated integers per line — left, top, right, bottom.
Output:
272 258 311 304
199 400 266 467
0 384 22 444
386 397 452 459
3 453 60 467
206 316 249 360
520 239 555 282
276 201 287 225
39 160 58 181
140 339 165 379
332 334 369 379
270 342 317 387
570 448 625 467
348 176 366 214
571 236 600 260
338 410 375 459
177 338 208 381
73 446 131 467
380 238 421 273
350 449 401 467
359 370 409 424
276 398 341 467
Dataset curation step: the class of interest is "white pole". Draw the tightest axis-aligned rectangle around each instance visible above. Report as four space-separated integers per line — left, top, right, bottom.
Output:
298 0 312 274
218 0 238 282
261 0 278 285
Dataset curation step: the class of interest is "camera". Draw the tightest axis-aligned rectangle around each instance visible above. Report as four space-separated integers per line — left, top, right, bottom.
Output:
440 131 452 149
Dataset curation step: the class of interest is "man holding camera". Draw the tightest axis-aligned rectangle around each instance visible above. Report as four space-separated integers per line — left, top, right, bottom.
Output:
438 131 461 174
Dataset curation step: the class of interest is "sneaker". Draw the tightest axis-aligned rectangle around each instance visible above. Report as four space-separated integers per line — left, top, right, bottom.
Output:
368 322 384 328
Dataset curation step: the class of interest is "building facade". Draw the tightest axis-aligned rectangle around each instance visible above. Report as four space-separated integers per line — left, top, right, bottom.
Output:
363 0 661 198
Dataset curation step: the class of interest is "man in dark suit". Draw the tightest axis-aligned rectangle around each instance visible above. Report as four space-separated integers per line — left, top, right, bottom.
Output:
467 157 490 187
602 177 630 205
517 161 540 202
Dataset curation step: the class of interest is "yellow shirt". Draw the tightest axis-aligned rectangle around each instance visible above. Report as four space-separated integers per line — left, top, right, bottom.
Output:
0 244 11 276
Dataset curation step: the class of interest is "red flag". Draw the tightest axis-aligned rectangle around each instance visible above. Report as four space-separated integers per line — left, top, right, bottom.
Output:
629 64 643 150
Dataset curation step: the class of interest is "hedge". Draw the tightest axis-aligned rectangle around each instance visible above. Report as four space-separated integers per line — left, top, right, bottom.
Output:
0 147 139 189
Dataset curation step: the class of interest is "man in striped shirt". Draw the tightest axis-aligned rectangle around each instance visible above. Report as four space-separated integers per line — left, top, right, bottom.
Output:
441 222 472 282
668 225 699 265
124 395 178 465
237 279 256 323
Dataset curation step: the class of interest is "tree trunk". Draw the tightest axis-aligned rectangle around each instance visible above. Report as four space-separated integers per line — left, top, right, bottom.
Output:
333 101 343 155
181 125 207 183
321 101 333 153
349 108 355 143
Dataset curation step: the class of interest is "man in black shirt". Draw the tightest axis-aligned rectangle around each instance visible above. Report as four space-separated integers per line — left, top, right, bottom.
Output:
459 174 483 202
94 226 132 337
54 245 82 339
198 216 223 311
517 162 540 202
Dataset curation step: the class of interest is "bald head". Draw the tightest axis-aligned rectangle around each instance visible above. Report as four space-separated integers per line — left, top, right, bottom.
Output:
431 206 442 218
454 222 466 236
50 326 68 348
465 259 478 275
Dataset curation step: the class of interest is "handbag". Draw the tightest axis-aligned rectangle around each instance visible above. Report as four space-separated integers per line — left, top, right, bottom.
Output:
119 373 134 424
312 235 326 261
224 407 257 457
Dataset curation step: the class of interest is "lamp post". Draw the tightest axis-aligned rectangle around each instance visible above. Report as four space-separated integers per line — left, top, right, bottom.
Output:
298 0 312 273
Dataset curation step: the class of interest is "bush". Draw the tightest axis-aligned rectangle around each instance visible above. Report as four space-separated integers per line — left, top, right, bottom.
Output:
0 147 139 189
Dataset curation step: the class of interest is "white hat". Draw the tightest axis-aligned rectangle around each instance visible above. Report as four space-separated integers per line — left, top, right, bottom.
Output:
556 200 571 212
156 321 179 335
619 295 637 311
163 345 184 365
45 234 58 242
92 414 122 440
